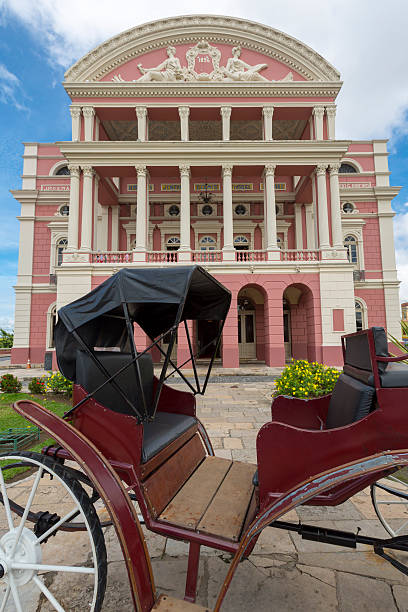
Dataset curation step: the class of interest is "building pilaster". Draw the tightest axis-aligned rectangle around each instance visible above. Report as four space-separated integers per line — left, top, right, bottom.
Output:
264 164 279 259
80 166 94 251
179 164 191 261
70 105 82 142
313 105 325 140
220 106 232 141
329 163 344 249
136 106 147 142
315 164 330 248
222 164 235 260
295 203 303 250
179 106 190 142
82 107 95 141
134 165 148 260
111 206 119 251
262 106 274 141
67 165 81 250
326 106 336 140
304 202 316 249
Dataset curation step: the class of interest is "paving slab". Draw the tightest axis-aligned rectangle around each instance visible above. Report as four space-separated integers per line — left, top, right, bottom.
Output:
336 573 396 612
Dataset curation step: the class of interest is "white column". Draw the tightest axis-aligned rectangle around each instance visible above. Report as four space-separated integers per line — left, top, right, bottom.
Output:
136 106 147 142
82 107 95 141
311 174 318 247
67 165 80 249
220 106 231 141
134 165 148 260
304 203 316 249
80 166 94 251
222 164 235 260
179 165 191 261
93 174 100 250
315 164 330 248
94 116 100 141
295 203 303 250
100 206 109 251
179 106 190 142
264 164 278 258
313 105 325 140
326 106 336 140
329 163 344 249
70 106 81 142
262 106 274 141
111 206 119 251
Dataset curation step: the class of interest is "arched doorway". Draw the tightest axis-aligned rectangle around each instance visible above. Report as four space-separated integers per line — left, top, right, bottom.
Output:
283 284 318 362
237 286 266 363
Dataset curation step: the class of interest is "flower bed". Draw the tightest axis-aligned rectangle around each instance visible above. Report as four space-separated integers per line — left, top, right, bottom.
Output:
273 360 340 398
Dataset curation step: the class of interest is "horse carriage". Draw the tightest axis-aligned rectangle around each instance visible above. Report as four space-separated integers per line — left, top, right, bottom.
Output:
2 265 408 611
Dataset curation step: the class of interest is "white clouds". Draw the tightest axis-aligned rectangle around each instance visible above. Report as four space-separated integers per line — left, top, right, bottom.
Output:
0 62 28 111
2 0 408 139
394 210 408 302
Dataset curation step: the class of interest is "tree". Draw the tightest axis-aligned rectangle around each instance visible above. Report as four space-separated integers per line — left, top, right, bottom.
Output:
0 329 13 349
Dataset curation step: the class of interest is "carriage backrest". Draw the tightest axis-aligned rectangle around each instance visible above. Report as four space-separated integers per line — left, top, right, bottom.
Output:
75 350 154 416
325 373 375 429
344 327 389 376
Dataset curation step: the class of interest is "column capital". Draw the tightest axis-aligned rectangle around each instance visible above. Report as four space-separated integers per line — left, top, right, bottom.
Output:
178 106 190 118
329 162 341 175
82 106 95 118
220 106 232 119
326 105 337 118
67 164 80 178
262 106 274 118
69 105 81 119
315 163 328 176
82 165 94 178
313 105 325 118
222 164 233 177
135 106 147 119
179 164 190 177
135 164 147 176
264 163 276 176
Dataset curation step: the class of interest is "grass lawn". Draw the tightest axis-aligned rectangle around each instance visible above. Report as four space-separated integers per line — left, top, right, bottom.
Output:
0 393 71 480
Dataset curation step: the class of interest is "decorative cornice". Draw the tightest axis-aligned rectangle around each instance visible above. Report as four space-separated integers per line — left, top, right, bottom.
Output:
64 15 340 84
63 81 342 99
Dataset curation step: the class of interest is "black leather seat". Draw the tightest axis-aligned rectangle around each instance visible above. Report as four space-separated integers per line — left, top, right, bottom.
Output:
325 373 375 429
75 350 197 463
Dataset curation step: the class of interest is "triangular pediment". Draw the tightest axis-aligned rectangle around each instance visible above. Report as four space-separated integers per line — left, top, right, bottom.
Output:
65 15 340 84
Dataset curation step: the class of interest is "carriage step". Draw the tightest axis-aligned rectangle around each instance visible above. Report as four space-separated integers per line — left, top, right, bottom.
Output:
153 594 209 610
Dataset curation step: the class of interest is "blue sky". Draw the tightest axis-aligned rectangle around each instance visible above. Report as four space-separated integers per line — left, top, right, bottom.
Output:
0 0 407 330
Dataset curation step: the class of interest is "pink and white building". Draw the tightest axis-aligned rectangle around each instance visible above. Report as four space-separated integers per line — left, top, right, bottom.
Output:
10 15 402 368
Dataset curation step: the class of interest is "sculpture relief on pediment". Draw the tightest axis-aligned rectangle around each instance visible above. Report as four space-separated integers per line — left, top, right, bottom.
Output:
111 40 294 83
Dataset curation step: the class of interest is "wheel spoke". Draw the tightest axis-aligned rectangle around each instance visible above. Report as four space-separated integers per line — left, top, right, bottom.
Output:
11 467 43 556
0 585 10 612
394 518 408 535
8 573 23 612
0 468 14 531
33 575 65 612
36 506 81 545
12 561 95 574
376 500 408 505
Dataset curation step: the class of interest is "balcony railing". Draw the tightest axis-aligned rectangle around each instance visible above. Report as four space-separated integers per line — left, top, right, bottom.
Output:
235 250 267 262
280 249 320 262
191 251 223 263
146 251 179 263
92 251 132 264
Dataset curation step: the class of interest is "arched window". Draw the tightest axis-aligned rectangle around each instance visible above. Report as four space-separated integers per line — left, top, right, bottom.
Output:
355 300 365 332
199 236 216 251
234 235 249 251
56 238 68 266
344 235 358 264
339 163 357 174
55 165 70 176
166 236 180 252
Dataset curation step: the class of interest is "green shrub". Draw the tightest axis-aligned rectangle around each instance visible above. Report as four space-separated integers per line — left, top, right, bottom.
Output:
273 360 340 399
45 371 73 397
28 376 47 394
0 374 22 393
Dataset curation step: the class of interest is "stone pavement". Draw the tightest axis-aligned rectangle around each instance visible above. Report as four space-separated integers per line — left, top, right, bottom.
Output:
2 378 408 610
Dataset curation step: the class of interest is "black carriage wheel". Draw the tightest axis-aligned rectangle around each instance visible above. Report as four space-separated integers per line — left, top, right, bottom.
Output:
371 469 408 537
0 451 107 611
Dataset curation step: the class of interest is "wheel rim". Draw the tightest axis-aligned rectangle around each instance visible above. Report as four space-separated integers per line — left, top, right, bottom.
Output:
371 472 408 537
0 452 106 612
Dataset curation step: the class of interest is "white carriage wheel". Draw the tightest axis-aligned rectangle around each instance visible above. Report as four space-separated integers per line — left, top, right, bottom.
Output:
0 451 107 611
371 471 408 537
